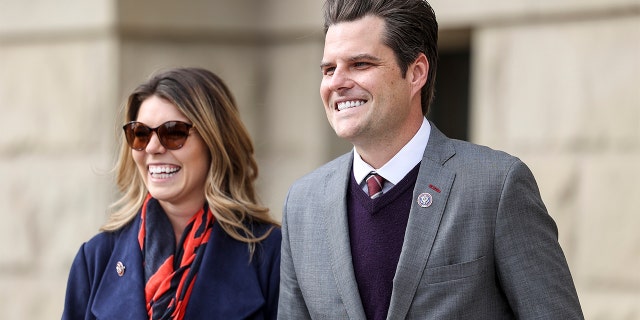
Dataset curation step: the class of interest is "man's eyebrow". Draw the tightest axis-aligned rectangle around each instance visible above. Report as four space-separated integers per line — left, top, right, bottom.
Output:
320 61 333 70
320 54 382 69
348 54 381 63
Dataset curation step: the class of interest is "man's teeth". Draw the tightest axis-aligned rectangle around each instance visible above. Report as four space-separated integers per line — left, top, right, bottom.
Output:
149 166 180 177
337 100 365 111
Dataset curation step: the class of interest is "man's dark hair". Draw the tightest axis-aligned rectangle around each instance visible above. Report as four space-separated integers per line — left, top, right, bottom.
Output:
323 0 438 115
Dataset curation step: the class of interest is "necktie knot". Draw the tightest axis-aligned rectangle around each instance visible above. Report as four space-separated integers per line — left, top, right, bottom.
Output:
366 172 385 199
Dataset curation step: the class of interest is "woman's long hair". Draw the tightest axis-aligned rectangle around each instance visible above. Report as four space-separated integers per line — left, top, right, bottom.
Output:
102 67 278 254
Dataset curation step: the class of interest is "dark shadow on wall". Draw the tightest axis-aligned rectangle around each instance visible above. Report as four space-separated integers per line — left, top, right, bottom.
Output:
428 29 471 141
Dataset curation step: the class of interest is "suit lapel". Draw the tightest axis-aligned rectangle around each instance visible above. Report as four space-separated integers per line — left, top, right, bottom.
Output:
92 217 148 319
321 153 367 320
387 124 457 320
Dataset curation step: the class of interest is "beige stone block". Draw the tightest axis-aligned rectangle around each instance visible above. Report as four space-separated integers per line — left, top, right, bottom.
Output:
261 42 324 155
0 276 68 319
0 153 111 318
429 0 639 27
0 154 111 270
471 16 640 154
257 41 331 219
118 0 323 35
0 39 118 153
0 0 113 35
579 291 640 320
118 0 261 33
0 182 33 266
0 0 115 34
262 0 324 33
573 155 640 289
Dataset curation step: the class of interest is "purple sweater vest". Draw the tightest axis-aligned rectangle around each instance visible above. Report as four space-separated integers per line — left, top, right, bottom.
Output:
347 164 420 320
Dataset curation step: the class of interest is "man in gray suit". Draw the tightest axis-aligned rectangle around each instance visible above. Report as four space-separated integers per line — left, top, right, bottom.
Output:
278 0 584 319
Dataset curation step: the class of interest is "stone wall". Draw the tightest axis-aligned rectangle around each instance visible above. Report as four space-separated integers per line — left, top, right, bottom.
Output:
0 0 638 318
437 1 640 317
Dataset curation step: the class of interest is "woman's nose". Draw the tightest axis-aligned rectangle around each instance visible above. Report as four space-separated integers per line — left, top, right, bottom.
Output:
145 132 166 153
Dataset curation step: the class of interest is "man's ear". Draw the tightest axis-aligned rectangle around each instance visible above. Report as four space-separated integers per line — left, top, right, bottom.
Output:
409 53 429 97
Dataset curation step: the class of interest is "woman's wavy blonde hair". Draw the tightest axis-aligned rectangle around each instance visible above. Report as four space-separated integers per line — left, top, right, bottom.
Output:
102 67 278 253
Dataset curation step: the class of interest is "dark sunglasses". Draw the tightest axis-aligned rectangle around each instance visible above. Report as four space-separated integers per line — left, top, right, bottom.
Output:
122 121 194 151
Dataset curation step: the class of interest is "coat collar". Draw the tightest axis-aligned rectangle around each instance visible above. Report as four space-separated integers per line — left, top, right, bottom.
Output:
92 215 148 319
321 152 368 319
387 122 457 319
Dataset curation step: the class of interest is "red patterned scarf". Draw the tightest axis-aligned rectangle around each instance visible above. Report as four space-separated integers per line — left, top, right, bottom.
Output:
138 194 214 319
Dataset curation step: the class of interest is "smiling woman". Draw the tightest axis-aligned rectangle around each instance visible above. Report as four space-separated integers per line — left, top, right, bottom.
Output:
62 67 281 320
129 95 211 241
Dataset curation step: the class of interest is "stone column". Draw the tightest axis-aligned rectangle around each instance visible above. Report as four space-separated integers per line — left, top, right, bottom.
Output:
0 1 118 318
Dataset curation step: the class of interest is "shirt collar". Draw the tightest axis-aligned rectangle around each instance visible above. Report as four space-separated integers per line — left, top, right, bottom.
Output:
353 117 431 185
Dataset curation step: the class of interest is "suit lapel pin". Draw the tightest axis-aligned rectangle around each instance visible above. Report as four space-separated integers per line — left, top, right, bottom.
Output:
116 261 126 277
417 192 433 208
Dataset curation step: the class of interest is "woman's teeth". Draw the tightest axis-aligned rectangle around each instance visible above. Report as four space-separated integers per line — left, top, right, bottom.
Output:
149 165 180 178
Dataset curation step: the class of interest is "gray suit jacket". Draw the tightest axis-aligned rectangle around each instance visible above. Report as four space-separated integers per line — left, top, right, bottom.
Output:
278 123 583 319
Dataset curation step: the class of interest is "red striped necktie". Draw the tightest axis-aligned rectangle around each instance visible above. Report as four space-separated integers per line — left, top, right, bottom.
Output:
366 173 385 199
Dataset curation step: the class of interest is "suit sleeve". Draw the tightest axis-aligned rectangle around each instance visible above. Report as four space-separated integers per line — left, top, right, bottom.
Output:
277 189 312 320
62 243 92 320
494 159 584 319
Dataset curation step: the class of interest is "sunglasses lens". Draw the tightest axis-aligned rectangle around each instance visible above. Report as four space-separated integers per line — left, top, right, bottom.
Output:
158 122 191 149
123 122 152 150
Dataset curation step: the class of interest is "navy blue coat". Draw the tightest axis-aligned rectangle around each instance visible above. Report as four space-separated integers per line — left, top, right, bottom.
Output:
62 214 281 319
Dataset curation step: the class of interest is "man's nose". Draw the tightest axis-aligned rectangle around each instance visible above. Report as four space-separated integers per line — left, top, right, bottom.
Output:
328 66 355 92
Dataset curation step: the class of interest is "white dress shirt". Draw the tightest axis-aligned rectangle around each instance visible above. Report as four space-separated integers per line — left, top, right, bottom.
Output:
353 117 431 194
